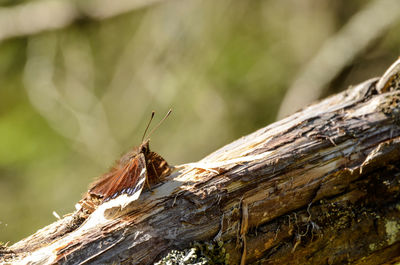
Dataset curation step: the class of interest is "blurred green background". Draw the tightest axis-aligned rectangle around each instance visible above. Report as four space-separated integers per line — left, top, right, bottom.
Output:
1 0 400 243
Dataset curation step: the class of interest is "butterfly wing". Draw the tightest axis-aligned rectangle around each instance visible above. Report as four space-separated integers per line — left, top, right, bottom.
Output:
89 153 147 201
145 151 171 186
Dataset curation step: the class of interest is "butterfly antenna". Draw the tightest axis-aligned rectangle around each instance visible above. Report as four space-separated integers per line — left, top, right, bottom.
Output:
145 109 172 141
142 111 155 141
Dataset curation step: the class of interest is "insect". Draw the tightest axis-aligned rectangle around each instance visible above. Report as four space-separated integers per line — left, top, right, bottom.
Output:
79 110 172 213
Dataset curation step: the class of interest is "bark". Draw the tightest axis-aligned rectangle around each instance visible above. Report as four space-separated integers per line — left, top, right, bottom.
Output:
2 62 400 265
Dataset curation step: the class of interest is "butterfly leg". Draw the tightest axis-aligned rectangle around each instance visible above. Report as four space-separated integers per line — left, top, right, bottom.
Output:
145 175 152 191
151 162 161 182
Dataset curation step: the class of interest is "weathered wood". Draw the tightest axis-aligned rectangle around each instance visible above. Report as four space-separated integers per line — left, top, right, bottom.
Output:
2 60 400 265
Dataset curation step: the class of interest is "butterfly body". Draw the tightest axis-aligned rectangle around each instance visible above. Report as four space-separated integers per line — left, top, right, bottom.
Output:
80 140 171 213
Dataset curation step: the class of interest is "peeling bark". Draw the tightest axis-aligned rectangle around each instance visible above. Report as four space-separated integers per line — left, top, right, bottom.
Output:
2 61 400 265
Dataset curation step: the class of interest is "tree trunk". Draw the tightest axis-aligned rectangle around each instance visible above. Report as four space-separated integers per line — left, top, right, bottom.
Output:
2 60 400 265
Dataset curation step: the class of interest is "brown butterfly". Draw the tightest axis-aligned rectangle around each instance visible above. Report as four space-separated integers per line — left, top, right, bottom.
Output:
80 110 172 213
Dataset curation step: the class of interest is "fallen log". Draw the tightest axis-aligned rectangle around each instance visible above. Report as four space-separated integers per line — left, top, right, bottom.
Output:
2 59 400 265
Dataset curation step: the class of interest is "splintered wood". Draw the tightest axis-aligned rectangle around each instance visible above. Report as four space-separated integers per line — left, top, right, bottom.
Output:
2 59 400 265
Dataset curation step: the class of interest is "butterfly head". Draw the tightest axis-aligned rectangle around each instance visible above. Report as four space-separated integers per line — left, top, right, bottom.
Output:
139 139 150 155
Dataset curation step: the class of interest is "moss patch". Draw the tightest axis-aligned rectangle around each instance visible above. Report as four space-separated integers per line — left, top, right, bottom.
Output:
385 219 400 245
155 241 228 265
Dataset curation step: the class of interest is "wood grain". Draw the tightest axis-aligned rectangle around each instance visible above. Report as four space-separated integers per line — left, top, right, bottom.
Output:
2 73 400 264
